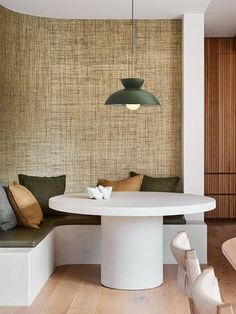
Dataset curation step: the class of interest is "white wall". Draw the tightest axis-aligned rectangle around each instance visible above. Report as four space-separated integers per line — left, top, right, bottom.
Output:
182 14 205 221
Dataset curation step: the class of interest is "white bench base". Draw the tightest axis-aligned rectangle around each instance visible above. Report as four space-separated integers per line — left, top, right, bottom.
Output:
0 232 55 306
0 222 207 306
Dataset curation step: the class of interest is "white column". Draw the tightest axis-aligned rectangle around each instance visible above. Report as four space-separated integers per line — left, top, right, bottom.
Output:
182 14 205 221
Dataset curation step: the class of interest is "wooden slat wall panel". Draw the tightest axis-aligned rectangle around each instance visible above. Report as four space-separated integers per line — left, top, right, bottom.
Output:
205 39 220 174
205 195 236 218
205 174 236 194
205 38 236 218
219 53 236 173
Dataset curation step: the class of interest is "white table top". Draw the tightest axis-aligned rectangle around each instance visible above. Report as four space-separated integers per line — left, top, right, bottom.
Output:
49 192 216 217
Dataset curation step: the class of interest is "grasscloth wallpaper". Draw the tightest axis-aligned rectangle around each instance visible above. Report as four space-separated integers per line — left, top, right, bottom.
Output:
0 6 182 192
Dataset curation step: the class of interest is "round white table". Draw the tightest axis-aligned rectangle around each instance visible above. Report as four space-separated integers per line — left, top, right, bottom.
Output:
49 192 215 290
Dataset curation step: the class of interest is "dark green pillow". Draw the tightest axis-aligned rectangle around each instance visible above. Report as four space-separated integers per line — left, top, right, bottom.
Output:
129 172 185 224
129 171 180 192
18 174 66 216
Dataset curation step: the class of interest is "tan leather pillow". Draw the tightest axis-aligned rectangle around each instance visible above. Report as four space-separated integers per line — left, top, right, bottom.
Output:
97 175 143 191
7 183 44 229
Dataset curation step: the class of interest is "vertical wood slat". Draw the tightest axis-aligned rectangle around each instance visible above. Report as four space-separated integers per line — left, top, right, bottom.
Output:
205 38 236 219
205 174 236 194
205 195 236 218
205 38 219 175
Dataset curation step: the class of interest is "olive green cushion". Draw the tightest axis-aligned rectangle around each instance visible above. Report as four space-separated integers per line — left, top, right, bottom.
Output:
0 211 185 247
0 214 101 247
18 174 66 216
163 215 186 224
130 171 185 224
129 171 180 192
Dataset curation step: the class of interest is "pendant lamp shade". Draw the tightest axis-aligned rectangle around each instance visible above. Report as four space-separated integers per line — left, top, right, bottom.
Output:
105 78 160 107
105 0 160 110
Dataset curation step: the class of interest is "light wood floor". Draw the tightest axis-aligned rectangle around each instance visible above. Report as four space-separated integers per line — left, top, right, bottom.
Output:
1 223 236 314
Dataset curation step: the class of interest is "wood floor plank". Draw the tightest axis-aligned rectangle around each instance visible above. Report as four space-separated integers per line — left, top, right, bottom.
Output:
0 309 14 314
67 265 101 314
94 285 126 314
123 289 151 314
167 266 190 314
26 266 70 314
148 282 175 314
38 265 85 314
148 265 187 314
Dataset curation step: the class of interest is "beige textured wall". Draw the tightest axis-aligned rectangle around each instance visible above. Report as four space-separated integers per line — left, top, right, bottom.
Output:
0 6 182 192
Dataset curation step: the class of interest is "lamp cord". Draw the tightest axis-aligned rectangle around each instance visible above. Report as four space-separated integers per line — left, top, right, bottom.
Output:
131 0 135 78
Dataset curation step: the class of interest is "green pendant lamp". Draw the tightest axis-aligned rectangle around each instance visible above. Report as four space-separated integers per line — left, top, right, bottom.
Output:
105 0 160 110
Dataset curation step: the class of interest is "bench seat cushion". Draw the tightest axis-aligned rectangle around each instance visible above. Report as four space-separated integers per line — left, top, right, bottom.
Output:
0 213 186 248
0 214 101 248
164 215 186 225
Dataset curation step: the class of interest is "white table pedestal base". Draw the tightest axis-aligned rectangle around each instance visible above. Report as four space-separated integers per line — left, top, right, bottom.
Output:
101 216 163 290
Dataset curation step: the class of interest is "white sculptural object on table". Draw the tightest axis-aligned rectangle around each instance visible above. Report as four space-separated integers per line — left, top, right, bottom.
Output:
98 185 112 199
87 186 112 200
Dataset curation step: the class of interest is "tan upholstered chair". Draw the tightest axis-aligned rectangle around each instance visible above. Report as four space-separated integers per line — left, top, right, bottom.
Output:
222 238 236 271
170 231 201 313
192 267 235 314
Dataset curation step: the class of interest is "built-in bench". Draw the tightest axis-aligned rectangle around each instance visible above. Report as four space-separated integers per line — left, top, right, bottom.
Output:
0 214 207 306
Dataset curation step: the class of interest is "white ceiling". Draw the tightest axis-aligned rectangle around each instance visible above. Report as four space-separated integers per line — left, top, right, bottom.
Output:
0 0 211 19
0 0 235 36
205 0 236 37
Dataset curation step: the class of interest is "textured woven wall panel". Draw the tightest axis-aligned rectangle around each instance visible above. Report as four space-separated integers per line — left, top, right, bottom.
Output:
0 6 182 192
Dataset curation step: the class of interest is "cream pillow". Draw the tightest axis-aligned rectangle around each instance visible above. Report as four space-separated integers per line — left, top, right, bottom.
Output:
97 175 143 191
8 183 44 229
